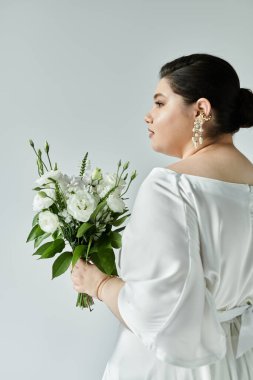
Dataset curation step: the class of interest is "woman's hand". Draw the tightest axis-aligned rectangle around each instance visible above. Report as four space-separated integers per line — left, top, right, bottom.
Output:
70 258 108 299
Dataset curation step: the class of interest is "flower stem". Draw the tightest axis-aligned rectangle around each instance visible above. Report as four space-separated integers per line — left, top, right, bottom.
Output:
46 151 53 170
85 237 93 261
31 145 49 171
76 292 94 311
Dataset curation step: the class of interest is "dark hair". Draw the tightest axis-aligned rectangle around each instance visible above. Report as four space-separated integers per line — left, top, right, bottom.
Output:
159 53 253 139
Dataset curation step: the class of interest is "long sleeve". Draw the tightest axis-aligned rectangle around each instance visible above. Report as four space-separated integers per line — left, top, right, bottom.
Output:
117 168 227 368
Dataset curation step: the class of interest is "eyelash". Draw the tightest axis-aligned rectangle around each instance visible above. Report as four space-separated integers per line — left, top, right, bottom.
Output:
155 101 163 107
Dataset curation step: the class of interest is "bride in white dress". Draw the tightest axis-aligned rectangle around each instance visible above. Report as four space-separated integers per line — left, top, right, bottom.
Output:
71 53 253 380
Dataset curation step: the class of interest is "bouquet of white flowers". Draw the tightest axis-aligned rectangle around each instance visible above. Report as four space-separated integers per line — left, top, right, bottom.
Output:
26 140 137 311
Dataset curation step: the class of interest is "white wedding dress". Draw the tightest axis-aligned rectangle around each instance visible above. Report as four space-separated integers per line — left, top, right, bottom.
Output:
102 167 253 379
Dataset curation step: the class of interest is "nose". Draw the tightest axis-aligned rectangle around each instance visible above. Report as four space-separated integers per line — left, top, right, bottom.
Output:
144 112 153 124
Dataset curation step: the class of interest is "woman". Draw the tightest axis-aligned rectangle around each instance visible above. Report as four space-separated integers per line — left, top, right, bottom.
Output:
71 53 253 379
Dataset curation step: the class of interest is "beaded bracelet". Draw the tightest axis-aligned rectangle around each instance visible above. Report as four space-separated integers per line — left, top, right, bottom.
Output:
96 275 117 301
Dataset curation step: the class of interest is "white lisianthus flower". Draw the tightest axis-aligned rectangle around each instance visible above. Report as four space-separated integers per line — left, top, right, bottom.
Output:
96 184 113 198
58 209 72 223
67 175 87 194
96 173 126 198
57 174 71 193
106 192 125 213
32 188 55 212
104 173 126 191
67 189 98 222
39 211 59 233
35 170 62 187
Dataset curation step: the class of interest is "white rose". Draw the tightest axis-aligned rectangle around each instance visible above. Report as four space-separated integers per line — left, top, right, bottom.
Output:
106 193 125 213
32 188 55 212
39 211 59 233
67 189 98 222
35 170 62 187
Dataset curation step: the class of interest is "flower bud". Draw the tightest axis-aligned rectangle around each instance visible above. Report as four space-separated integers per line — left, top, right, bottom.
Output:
123 161 129 170
38 191 47 198
37 158 44 175
29 139 35 148
91 167 102 181
45 141 49 154
131 170 137 180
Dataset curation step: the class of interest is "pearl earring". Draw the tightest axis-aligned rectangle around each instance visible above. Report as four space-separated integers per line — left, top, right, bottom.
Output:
192 111 212 148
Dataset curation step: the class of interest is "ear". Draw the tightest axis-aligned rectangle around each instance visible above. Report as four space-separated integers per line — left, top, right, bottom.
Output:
194 98 212 118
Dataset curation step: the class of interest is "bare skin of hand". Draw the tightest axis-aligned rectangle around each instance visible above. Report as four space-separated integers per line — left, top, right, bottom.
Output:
70 258 128 328
70 258 108 298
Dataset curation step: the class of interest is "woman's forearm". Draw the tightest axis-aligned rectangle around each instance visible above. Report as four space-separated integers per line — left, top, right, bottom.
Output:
99 277 130 329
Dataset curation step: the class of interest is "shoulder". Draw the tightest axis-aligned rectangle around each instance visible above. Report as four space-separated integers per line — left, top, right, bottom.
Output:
139 167 190 205
131 168 199 234
143 167 180 191
166 152 253 185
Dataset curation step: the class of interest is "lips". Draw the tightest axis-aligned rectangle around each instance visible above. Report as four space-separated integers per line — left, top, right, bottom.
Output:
148 129 154 133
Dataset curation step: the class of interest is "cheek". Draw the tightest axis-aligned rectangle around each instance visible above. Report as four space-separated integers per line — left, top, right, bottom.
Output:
156 109 180 133
154 108 190 151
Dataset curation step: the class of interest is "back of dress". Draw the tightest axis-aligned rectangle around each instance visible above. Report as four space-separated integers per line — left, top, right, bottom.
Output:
174 168 253 309
102 167 253 380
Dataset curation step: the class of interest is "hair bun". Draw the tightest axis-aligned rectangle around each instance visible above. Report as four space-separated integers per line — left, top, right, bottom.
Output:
237 88 253 128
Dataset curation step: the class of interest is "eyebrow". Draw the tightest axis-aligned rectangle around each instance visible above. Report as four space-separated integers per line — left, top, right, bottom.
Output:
153 93 167 99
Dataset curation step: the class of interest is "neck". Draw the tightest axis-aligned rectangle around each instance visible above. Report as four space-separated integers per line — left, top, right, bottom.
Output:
182 134 234 159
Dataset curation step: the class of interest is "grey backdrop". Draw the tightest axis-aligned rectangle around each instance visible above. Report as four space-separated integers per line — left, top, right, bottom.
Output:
0 1 253 379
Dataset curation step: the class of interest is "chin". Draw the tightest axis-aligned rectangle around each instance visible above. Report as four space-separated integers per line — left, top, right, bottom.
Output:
153 145 181 158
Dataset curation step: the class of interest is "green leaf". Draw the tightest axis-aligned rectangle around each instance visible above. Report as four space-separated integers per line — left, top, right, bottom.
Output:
90 248 118 276
34 232 51 248
111 213 130 227
26 224 45 242
89 200 107 223
108 231 122 248
88 246 99 254
93 235 112 251
32 187 43 191
33 239 65 259
50 204 59 214
112 209 129 218
52 251 73 279
72 245 86 267
76 222 94 238
32 213 39 227
113 226 126 233
33 241 54 256
52 229 62 240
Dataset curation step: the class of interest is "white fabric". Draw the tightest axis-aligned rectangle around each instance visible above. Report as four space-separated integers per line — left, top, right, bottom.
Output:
217 303 253 359
102 167 253 380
